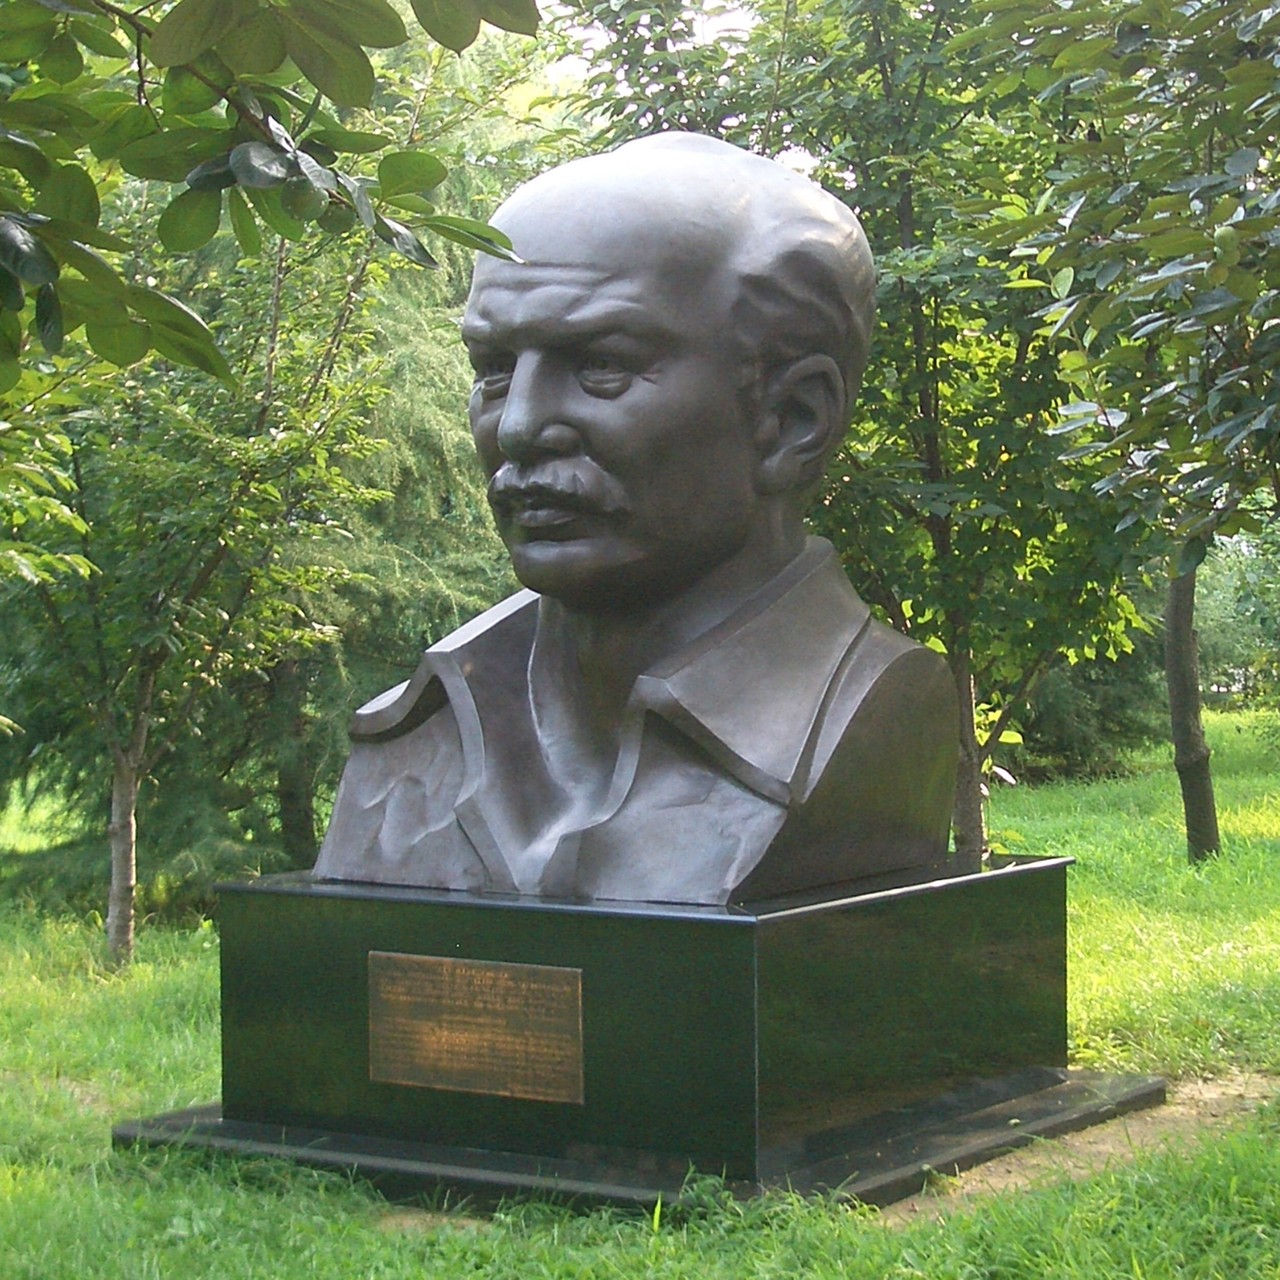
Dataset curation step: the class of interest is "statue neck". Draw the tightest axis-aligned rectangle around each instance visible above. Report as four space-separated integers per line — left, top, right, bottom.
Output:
530 525 808 755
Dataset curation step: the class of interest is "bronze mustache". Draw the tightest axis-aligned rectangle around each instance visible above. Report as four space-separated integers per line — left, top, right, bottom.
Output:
487 462 629 519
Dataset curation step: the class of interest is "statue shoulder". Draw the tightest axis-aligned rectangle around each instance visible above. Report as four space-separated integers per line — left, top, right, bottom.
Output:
349 590 539 743
800 618 957 789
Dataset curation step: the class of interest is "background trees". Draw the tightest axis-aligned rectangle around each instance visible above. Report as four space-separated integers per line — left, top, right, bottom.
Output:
5 0 1277 943
964 0 1280 857
0 1 548 959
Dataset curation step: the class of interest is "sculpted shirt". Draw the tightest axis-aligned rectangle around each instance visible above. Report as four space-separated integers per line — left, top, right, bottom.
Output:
313 539 958 905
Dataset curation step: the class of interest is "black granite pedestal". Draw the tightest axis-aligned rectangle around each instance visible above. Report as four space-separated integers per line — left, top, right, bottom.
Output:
114 859 1165 1203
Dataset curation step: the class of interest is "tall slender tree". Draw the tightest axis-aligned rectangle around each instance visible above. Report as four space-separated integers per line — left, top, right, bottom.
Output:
965 0 1280 858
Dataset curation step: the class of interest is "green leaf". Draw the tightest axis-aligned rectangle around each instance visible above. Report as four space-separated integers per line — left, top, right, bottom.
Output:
1 1 62 30
297 0 409 48
118 127 229 181
1095 259 1124 289
0 265 22 311
32 163 99 226
147 321 235 385
1 95 98 132
125 284 235 386
39 31 84 82
149 0 235 67
0 309 21 360
382 193 435 215
50 239 122 294
162 65 223 115
67 17 131 58
37 218 129 253
124 283 209 335
186 154 236 191
157 187 222 252
34 281 62 354
0 18 55 61
1224 268 1260 303
410 0 481 52
1050 266 1075 300
335 171 374 227
294 150 336 191
226 186 262 256
479 0 538 36
1174 537 1209 577
54 275 117 317
304 127 392 154
0 129 52 185
374 214 439 268
214 9 287 74
89 104 157 162
229 141 292 188
86 315 151 367
421 213 516 259
276 11 375 107
376 150 447 198
1224 147 1261 178
30 0 97 14
1142 228 1209 260
244 185 309 240
0 217 59 285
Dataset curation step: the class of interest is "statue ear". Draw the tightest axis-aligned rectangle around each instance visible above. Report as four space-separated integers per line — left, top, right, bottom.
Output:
755 355 846 495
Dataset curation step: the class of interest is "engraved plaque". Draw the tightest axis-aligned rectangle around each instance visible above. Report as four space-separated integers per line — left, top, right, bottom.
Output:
368 952 584 1104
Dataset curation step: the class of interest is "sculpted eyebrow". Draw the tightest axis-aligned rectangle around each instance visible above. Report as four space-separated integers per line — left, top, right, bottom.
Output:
465 312 676 352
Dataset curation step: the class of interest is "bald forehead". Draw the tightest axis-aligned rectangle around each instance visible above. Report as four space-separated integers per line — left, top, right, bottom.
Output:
488 174 740 291
468 135 875 402
489 137 842 270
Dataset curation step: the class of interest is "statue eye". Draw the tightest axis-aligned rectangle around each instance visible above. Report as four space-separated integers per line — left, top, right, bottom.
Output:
473 352 515 398
577 353 631 397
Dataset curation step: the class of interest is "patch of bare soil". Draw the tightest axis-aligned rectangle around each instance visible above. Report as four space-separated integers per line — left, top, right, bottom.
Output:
878 1070 1279 1227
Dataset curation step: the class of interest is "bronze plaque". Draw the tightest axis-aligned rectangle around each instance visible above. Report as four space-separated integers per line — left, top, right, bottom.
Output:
367 952 584 1104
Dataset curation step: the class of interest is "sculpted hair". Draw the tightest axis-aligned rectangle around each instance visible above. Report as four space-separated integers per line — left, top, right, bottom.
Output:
730 228 876 425
608 134 877 426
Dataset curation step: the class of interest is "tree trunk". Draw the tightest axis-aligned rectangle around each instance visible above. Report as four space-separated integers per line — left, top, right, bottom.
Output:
106 753 139 965
948 645 986 873
272 660 319 867
1164 569 1221 862
277 757 318 866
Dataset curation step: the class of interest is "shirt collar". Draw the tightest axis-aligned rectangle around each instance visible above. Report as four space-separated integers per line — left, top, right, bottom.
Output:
628 538 869 803
352 538 870 806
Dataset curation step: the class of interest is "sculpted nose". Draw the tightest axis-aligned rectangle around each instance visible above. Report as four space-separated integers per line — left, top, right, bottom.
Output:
495 357 580 463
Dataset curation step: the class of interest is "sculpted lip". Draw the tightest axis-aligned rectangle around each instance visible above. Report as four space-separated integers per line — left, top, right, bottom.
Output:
509 503 580 529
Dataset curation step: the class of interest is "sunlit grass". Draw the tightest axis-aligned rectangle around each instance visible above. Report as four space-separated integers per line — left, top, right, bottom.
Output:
0 784 82 855
1 710 1279 1277
991 709 1280 1077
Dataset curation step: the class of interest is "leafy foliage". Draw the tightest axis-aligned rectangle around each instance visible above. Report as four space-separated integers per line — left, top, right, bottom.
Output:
1196 527 1280 706
0 0 537 387
965 0 1280 547
0 40 566 931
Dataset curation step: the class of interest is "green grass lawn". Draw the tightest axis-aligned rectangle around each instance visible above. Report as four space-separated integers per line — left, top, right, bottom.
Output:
992 709 1280 1079
1 710 1279 1278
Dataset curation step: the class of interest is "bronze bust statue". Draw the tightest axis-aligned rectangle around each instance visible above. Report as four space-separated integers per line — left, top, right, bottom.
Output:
313 134 958 906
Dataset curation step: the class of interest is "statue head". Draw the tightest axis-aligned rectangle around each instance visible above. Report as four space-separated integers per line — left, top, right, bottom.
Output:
461 133 876 613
